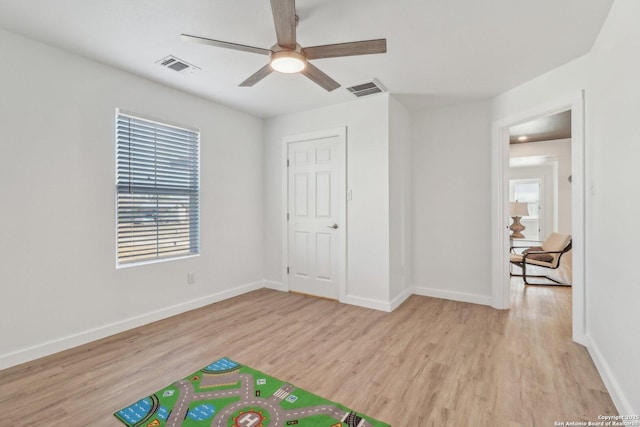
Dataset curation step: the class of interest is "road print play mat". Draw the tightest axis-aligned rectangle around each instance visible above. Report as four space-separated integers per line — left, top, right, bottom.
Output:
114 357 390 427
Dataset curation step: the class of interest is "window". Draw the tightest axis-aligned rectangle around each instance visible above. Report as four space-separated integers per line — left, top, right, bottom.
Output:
116 112 200 265
510 178 541 241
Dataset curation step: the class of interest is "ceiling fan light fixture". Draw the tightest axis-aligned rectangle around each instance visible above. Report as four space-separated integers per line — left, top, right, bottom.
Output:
270 50 306 73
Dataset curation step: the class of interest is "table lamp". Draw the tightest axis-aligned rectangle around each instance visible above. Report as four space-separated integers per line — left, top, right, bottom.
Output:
509 201 529 238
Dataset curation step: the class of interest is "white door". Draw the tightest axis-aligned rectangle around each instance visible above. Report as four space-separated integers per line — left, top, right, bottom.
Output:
287 132 345 300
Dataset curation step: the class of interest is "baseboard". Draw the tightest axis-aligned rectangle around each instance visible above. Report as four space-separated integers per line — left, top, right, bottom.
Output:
342 286 491 312
0 280 265 371
266 282 410 312
586 334 635 415
340 294 394 312
411 286 492 306
389 287 413 311
0 281 496 370
263 280 288 292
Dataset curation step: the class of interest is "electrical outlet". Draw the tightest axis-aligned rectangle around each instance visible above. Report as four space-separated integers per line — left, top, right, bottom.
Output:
187 272 196 285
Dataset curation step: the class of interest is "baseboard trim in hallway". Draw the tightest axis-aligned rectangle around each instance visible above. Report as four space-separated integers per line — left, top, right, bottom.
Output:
587 334 634 415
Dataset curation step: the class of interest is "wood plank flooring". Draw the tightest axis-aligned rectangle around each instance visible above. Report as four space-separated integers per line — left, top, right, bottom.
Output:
0 281 617 426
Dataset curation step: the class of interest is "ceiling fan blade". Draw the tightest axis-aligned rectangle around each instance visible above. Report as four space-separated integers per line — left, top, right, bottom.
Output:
301 63 340 92
181 34 272 56
302 39 387 60
239 64 274 87
270 0 297 50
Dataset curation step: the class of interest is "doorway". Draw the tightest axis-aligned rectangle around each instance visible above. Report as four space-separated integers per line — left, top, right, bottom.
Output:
508 110 573 285
491 92 586 344
282 127 347 300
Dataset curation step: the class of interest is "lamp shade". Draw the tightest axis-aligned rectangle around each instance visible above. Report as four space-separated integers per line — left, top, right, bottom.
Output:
509 201 529 217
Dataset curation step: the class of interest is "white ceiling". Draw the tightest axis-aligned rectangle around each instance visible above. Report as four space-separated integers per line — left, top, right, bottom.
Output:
0 0 613 118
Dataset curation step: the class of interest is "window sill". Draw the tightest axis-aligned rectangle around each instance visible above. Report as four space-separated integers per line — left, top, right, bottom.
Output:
116 253 200 269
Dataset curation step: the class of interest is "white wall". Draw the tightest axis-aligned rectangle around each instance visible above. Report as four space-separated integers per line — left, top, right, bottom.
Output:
263 94 392 309
491 0 638 412
585 0 640 414
411 101 493 305
389 96 412 305
0 29 264 369
492 55 589 120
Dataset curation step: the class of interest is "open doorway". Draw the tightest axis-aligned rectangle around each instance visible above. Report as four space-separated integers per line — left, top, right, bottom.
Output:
491 91 586 344
508 110 573 285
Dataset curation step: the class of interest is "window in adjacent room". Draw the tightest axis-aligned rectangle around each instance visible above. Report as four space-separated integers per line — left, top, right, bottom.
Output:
116 111 200 265
509 178 541 241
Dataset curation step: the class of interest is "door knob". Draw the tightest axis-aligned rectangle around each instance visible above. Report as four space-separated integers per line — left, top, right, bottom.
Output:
327 223 339 229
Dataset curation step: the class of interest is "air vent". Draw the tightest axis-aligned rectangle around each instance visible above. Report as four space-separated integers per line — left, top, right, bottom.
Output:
156 55 200 74
346 79 386 97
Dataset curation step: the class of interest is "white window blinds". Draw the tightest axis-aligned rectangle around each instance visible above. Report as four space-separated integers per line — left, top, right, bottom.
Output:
116 112 200 264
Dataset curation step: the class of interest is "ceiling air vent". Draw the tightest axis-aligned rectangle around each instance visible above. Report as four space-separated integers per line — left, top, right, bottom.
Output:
156 55 200 73
346 79 386 97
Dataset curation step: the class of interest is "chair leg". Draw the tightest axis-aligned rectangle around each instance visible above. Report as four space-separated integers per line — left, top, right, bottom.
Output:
522 275 571 286
522 261 530 285
510 264 571 286
510 263 570 286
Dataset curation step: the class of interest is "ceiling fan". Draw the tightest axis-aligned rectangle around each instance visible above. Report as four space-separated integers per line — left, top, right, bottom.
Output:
181 0 387 91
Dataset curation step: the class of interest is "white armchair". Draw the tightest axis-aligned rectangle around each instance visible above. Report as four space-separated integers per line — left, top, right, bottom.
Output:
510 232 572 285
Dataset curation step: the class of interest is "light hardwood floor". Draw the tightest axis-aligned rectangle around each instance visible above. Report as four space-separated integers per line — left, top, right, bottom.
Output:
0 281 617 426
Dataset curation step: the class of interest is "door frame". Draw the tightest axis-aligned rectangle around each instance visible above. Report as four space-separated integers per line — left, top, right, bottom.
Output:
281 126 347 301
491 91 587 345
